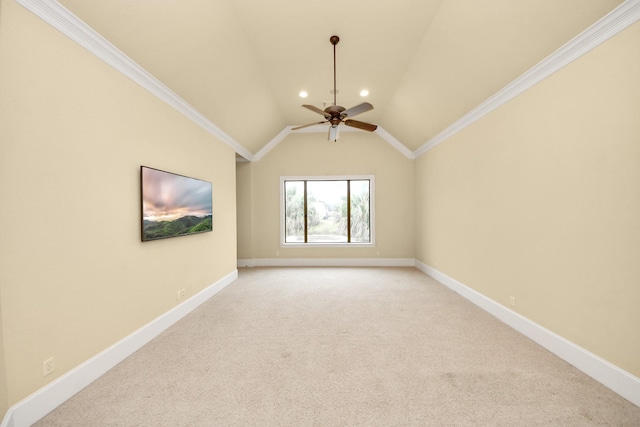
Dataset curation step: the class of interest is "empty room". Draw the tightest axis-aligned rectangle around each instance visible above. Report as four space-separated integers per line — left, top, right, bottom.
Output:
0 0 639 425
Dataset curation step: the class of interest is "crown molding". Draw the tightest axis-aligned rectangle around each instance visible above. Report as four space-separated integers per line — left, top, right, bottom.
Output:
250 124 415 162
20 0 636 163
414 0 640 158
375 127 415 159
16 0 412 162
252 126 293 162
16 0 254 161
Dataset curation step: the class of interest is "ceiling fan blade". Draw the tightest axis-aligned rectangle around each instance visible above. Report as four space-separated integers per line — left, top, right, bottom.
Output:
344 119 378 132
341 102 374 118
328 125 339 141
302 104 330 118
291 120 327 131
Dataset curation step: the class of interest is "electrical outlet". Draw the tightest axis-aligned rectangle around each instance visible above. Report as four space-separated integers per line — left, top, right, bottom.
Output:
180 289 185 299
509 296 516 307
43 357 54 376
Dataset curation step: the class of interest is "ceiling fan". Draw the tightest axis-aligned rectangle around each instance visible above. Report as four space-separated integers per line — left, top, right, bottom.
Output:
292 35 378 141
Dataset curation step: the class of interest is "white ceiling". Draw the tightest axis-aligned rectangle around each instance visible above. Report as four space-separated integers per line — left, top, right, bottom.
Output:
56 0 623 156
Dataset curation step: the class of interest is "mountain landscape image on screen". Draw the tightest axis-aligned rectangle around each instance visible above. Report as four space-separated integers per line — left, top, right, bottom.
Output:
141 167 213 241
143 215 212 240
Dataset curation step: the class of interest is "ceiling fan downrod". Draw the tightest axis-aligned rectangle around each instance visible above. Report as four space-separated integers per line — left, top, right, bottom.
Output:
330 35 339 107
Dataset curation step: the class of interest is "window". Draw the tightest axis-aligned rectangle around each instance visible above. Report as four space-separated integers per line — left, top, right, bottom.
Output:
281 176 374 246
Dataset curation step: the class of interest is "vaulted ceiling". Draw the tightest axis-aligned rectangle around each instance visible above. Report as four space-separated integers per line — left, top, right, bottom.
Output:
56 0 622 157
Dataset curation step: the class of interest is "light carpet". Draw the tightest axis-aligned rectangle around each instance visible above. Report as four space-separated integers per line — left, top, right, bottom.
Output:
35 267 640 426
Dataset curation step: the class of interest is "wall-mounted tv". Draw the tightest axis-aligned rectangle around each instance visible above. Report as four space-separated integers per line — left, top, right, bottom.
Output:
140 166 213 241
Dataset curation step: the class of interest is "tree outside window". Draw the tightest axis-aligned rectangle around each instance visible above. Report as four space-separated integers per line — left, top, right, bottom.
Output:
283 178 372 244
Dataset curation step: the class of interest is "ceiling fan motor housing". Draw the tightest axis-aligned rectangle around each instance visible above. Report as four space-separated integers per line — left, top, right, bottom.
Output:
325 105 345 126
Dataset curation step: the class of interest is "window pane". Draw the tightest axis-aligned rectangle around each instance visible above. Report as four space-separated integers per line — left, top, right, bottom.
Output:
307 181 347 243
284 181 305 243
350 180 370 243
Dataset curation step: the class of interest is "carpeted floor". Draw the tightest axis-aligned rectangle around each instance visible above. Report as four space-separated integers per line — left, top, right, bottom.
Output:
35 267 640 426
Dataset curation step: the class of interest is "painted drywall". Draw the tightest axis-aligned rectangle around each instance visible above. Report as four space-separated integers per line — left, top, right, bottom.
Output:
236 161 253 260
0 0 237 409
0 311 7 418
239 131 415 260
415 20 640 377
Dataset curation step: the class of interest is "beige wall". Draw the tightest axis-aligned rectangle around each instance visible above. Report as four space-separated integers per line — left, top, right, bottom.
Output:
415 21 640 377
238 132 415 260
236 161 253 260
0 0 237 410
0 309 6 417
2 0 637 419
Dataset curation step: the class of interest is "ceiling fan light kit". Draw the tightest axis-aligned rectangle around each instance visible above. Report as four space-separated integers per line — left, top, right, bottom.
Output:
292 35 378 141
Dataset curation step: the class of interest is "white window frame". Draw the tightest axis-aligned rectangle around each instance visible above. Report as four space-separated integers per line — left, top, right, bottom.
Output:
280 175 376 247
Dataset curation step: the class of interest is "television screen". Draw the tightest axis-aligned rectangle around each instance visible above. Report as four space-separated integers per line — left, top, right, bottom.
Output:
140 166 213 241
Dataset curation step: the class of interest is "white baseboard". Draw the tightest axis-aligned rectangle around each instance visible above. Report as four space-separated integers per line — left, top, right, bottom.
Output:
4 262 637 427
238 258 416 268
414 260 640 408
1 270 238 427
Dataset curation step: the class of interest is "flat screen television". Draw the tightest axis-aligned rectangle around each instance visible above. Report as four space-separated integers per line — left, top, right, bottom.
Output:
140 166 213 241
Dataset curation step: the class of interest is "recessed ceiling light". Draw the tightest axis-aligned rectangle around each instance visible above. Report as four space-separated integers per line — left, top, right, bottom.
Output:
360 89 369 97
299 91 308 98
